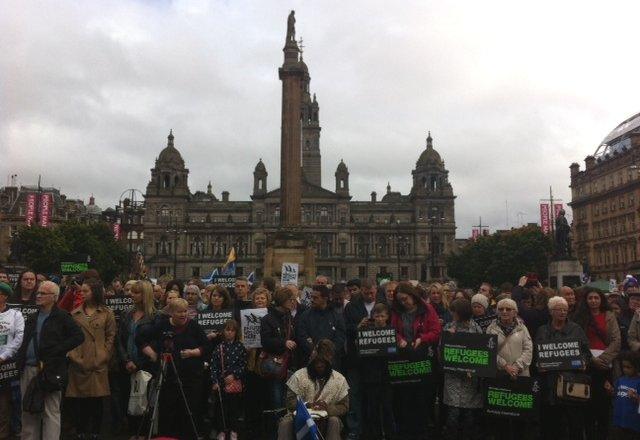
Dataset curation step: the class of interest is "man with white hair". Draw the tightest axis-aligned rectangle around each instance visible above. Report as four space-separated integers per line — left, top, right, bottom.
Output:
17 280 84 440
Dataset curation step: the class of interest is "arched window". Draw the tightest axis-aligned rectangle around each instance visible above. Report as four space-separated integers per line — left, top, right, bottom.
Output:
163 175 170 189
421 177 427 188
191 236 204 256
378 236 388 257
174 176 180 187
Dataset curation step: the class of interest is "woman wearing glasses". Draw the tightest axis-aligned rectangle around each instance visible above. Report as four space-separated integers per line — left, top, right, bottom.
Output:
535 296 591 440
486 298 533 439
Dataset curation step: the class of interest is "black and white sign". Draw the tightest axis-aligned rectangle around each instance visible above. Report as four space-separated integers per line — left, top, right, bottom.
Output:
536 338 585 371
474 315 496 332
0 361 20 387
105 297 134 320
240 308 268 349
280 263 299 286
441 331 498 377
483 377 541 418
197 309 234 332
8 304 39 319
357 327 397 357
211 276 236 288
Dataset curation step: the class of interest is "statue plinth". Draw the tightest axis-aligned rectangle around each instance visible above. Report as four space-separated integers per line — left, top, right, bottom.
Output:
264 228 316 285
548 258 582 289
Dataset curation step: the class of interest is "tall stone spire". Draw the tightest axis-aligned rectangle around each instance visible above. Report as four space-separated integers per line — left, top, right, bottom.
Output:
279 10 305 227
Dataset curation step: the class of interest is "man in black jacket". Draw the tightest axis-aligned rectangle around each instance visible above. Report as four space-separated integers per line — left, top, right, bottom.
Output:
296 285 346 369
343 279 379 440
17 281 84 440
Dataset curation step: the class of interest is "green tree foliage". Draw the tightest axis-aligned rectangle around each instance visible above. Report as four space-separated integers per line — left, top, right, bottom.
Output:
447 225 553 288
11 222 128 282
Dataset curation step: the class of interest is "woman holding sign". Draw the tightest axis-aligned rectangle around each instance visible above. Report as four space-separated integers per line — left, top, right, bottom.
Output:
535 296 591 440
391 282 441 440
0 282 23 440
574 289 621 440
486 298 533 439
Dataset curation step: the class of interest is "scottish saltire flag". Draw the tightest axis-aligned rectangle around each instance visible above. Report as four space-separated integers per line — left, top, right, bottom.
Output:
294 398 319 440
221 248 236 276
247 271 256 285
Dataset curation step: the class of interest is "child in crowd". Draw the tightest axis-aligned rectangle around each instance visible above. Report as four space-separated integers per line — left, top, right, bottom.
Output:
359 303 396 440
211 320 247 440
606 351 640 439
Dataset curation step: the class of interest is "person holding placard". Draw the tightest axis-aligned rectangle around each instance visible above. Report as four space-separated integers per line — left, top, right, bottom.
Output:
441 298 484 440
535 296 591 440
486 298 533 439
115 280 157 436
0 282 23 440
573 289 621 440
390 282 441 440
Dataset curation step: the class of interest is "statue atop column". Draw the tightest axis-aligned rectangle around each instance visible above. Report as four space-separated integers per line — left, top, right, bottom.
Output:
286 11 296 43
555 208 570 258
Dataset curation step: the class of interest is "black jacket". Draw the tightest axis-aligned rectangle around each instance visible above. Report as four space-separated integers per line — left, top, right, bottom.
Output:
296 306 346 365
344 299 377 364
17 306 84 382
116 309 156 371
260 306 294 356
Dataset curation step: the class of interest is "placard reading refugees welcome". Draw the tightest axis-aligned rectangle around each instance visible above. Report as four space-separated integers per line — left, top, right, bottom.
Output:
483 377 540 418
105 297 134 320
357 327 397 357
441 332 497 377
240 308 268 349
0 361 20 387
8 304 39 319
536 338 585 371
387 347 434 385
197 309 234 332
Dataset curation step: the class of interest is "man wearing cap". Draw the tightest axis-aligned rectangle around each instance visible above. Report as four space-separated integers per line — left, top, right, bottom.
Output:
17 281 84 440
0 282 24 440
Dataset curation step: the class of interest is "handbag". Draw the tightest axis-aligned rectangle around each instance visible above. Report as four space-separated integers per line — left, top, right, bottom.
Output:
555 372 591 403
23 374 45 414
257 318 291 380
127 370 153 416
220 345 243 394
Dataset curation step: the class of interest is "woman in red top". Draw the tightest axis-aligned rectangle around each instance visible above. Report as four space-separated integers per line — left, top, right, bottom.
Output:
390 282 441 439
574 289 621 440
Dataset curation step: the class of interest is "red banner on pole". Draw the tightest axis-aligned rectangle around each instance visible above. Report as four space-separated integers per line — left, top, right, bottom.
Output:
25 194 37 226
39 193 52 227
472 228 479 240
540 203 550 234
554 203 563 219
113 223 121 240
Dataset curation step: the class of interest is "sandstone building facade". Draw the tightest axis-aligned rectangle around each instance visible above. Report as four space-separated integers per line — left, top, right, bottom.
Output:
570 112 640 280
142 21 457 282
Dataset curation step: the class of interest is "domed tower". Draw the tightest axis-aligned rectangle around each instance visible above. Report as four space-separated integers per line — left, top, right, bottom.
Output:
335 159 349 196
146 130 190 197
253 159 268 196
410 132 453 197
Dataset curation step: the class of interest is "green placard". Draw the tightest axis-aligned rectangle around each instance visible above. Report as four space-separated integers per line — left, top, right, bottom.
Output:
60 262 88 275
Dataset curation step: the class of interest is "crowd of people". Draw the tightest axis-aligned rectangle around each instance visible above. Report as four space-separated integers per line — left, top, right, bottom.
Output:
0 267 640 440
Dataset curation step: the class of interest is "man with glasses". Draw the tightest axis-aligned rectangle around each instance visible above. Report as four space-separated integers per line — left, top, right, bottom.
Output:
17 281 84 440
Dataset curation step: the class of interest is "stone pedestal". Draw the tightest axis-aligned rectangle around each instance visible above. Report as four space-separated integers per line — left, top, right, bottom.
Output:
548 259 583 289
264 229 316 286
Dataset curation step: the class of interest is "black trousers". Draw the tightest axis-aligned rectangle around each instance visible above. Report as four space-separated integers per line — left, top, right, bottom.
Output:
393 385 426 439
585 369 610 440
541 402 585 440
213 390 243 433
362 383 395 440
158 375 202 439
73 397 103 435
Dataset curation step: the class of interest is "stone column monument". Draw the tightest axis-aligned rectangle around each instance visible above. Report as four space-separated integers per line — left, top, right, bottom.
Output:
263 11 316 285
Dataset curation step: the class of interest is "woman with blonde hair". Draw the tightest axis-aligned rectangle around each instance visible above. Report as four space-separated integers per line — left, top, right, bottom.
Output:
116 280 157 436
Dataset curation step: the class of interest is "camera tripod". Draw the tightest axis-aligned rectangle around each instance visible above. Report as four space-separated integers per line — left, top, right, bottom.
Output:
138 352 199 440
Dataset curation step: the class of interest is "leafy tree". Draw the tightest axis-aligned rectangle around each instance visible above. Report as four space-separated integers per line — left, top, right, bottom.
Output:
11 221 128 282
447 225 553 288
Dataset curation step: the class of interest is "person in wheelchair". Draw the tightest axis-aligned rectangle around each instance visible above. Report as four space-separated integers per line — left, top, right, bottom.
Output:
277 339 349 440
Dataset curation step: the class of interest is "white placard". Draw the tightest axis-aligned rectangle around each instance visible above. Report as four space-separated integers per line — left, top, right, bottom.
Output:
281 262 299 286
240 307 268 349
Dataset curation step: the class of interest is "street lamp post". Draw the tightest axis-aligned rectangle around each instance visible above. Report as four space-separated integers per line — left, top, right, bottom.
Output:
166 218 186 278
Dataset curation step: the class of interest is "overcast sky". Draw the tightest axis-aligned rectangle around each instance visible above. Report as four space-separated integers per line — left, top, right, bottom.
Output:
3 0 640 238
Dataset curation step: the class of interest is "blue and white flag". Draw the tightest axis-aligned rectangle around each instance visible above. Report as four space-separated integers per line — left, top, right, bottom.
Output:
294 398 320 440
247 271 256 285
